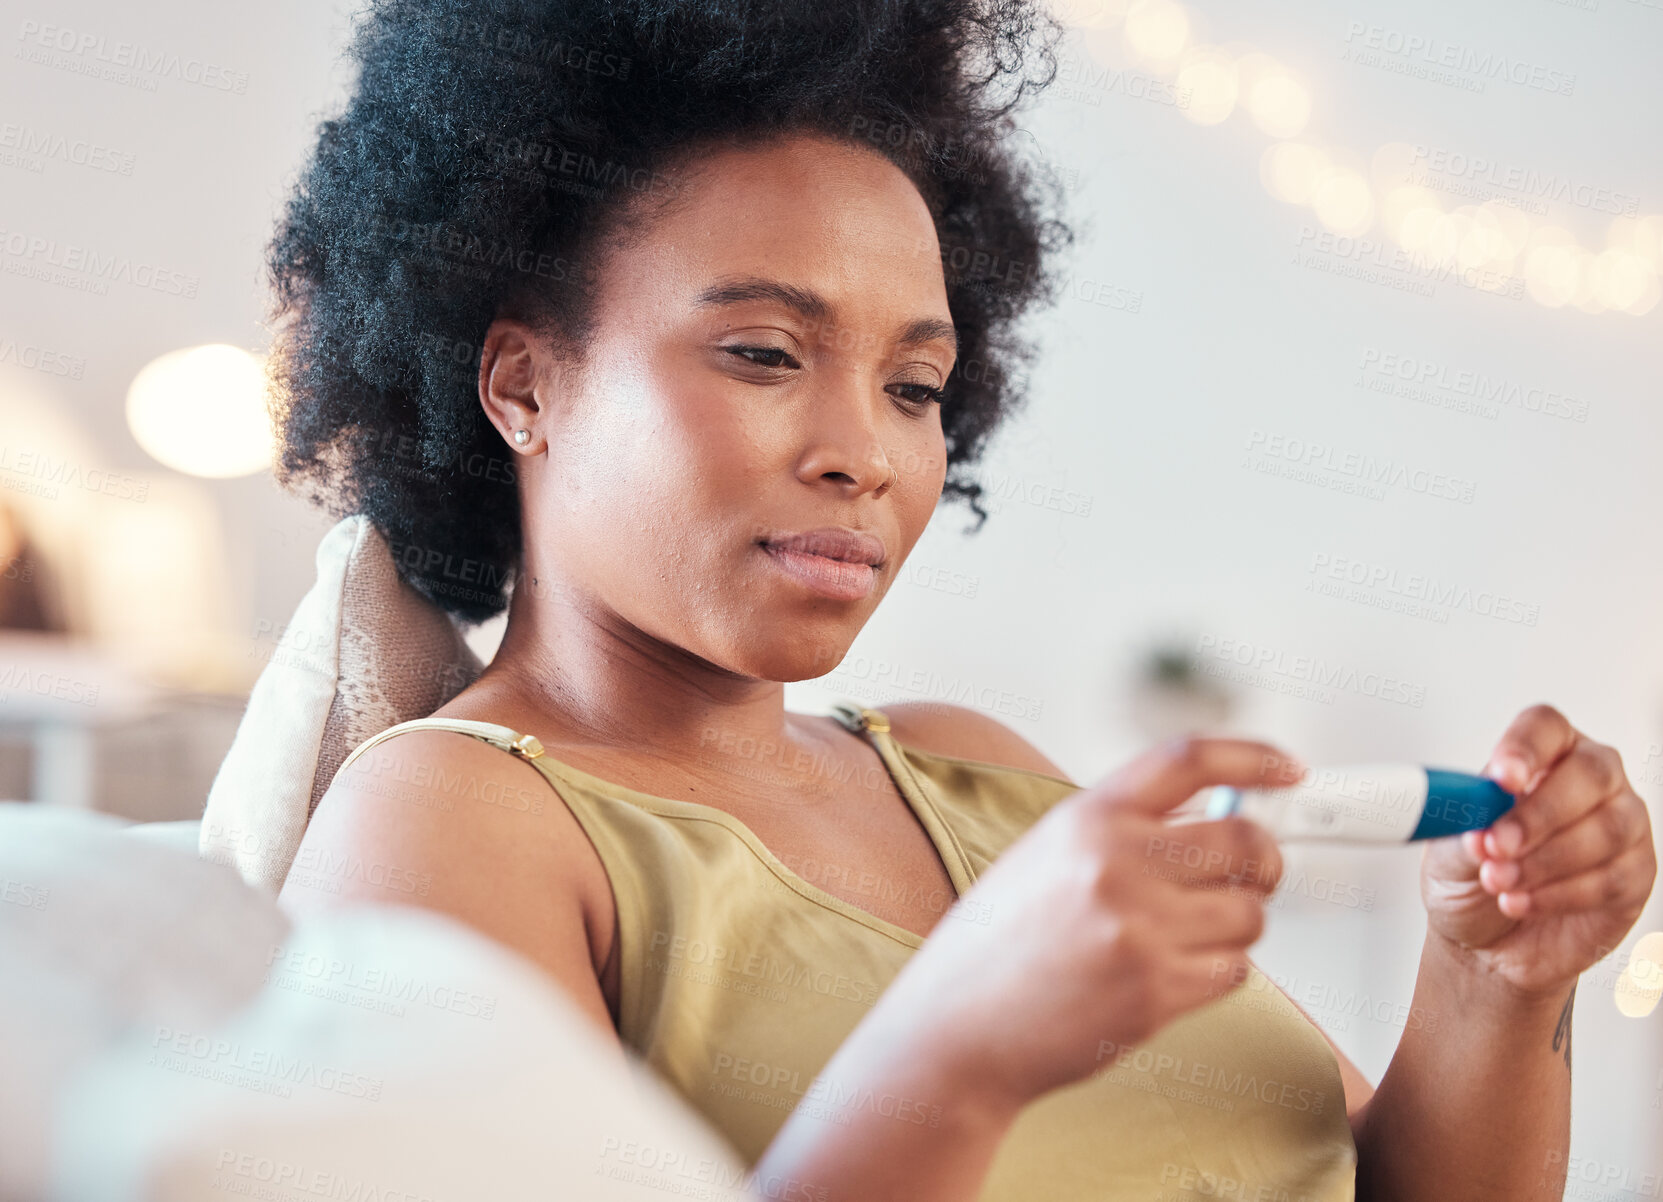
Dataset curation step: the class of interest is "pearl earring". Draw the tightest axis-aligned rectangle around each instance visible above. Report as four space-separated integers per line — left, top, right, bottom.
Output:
513 430 530 446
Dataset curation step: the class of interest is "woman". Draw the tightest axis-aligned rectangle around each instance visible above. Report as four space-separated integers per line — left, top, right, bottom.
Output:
271 1 1657 1198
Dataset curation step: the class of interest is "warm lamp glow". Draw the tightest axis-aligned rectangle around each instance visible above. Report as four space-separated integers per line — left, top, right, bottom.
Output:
1176 48 1237 125
125 344 273 479
1260 142 1329 205
1246 72 1310 138
1614 931 1663 1019
1050 0 1131 29
1124 0 1188 62
1311 167 1373 236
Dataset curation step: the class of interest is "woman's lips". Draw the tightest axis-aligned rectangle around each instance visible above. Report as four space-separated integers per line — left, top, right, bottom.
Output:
759 543 877 601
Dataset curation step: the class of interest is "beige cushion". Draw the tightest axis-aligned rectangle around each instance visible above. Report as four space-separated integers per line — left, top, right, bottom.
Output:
199 515 484 894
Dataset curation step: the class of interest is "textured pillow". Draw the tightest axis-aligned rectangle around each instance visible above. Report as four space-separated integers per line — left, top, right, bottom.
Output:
199 514 484 895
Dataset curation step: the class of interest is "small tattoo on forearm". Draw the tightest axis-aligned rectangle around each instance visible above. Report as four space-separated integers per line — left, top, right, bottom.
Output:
1552 985 1575 1072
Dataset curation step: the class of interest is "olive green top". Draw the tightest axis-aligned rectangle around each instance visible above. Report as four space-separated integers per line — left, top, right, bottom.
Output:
334 700 1356 1200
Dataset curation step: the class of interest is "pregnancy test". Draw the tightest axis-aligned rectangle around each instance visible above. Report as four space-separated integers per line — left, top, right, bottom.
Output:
1204 765 1515 843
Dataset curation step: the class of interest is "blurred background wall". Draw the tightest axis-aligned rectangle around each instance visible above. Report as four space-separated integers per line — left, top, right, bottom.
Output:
1 0 1658 1192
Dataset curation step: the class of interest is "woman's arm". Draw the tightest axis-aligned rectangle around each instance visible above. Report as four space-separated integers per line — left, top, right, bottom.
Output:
1348 932 1573 1202
750 967 1028 1202
1346 704 1655 1202
752 735 1311 1202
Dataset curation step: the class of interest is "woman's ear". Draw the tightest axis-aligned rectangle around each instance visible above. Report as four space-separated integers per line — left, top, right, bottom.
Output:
478 318 551 454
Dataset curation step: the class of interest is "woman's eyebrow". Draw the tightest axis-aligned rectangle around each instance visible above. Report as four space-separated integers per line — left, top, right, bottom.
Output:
694 275 958 355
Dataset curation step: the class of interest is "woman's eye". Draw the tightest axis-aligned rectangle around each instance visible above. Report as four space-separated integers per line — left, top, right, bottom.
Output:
726 345 798 369
891 382 946 407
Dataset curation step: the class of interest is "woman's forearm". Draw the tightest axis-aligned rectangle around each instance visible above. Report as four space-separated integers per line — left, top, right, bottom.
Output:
748 998 1022 1202
1352 929 1574 1202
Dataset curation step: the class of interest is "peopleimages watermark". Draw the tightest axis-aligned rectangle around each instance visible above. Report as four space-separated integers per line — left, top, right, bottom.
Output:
1192 632 1428 708
1242 427 1478 505
0 121 135 176
1054 48 1194 110
1156 1161 1326 1202
0 443 149 504
1140 833 1378 911
14 19 251 94
1305 550 1542 627
0 226 199 298
0 877 50 910
1293 225 1525 301
210 1149 444 1202
594 1138 823 1202
1355 346 1590 424
0 662 100 707
917 234 1143 315
708 1049 944 1129
1339 21 1577 96
0 336 87 378
464 127 676 201
148 1026 383 1101
1544 1150 1663 1200
264 942 499 1021
434 14 632 82
1211 961 1441 1036
283 846 434 899
1093 1039 1329 1115
1404 145 1640 218
819 655 1045 722
646 930 882 1007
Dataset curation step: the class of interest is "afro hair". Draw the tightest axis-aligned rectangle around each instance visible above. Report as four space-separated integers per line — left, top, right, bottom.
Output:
267 0 1077 624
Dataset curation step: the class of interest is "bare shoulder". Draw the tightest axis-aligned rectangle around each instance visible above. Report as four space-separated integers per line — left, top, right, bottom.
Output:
279 726 619 1038
879 701 1074 783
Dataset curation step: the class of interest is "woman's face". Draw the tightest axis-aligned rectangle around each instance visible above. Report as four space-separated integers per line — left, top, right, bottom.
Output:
490 131 956 683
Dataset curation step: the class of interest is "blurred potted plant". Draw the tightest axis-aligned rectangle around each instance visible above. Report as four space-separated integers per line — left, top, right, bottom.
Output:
1126 638 1237 743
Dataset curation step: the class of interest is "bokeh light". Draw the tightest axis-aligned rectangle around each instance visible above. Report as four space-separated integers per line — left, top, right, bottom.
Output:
125 344 274 479
1175 47 1238 125
1260 142 1329 205
1310 167 1374 237
1050 0 1132 29
1123 0 1189 63
1614 931 1663 1019
1522 227 1582 308
1245 71 1310 138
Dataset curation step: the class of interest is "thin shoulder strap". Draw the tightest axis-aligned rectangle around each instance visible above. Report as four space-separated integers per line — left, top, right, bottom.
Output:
331 717 546 788
826 698 892 736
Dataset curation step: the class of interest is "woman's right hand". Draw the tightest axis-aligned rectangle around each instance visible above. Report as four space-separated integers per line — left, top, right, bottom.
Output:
881 736 1303 1113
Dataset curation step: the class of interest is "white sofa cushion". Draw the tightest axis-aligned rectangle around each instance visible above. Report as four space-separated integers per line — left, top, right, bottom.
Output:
199 515 484 895
2 805 751 1202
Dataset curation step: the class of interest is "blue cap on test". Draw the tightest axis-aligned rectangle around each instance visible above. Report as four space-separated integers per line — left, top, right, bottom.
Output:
1410 769 1516 841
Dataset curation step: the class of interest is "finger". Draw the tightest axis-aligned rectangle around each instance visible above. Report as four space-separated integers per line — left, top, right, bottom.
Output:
1460 829 1485 864
1179 947 1256 1007
1483 703 1579 797
1140 819 1283 892
1482 738 1627 861
1483 792 1650 896
1152 881 1270 949
1095 737 1308 817
1497 838 1656 920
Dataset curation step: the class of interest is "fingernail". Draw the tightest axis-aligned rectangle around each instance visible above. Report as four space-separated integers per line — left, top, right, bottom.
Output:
1498 890 1531 918
1491 754 1531 793
1484 859 1520 891
1488 820 1523 857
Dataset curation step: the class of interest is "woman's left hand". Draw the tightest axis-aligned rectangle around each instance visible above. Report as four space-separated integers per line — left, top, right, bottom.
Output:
1421 703 1658 999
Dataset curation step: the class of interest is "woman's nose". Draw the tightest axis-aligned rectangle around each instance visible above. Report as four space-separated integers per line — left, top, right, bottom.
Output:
793 387 896 496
